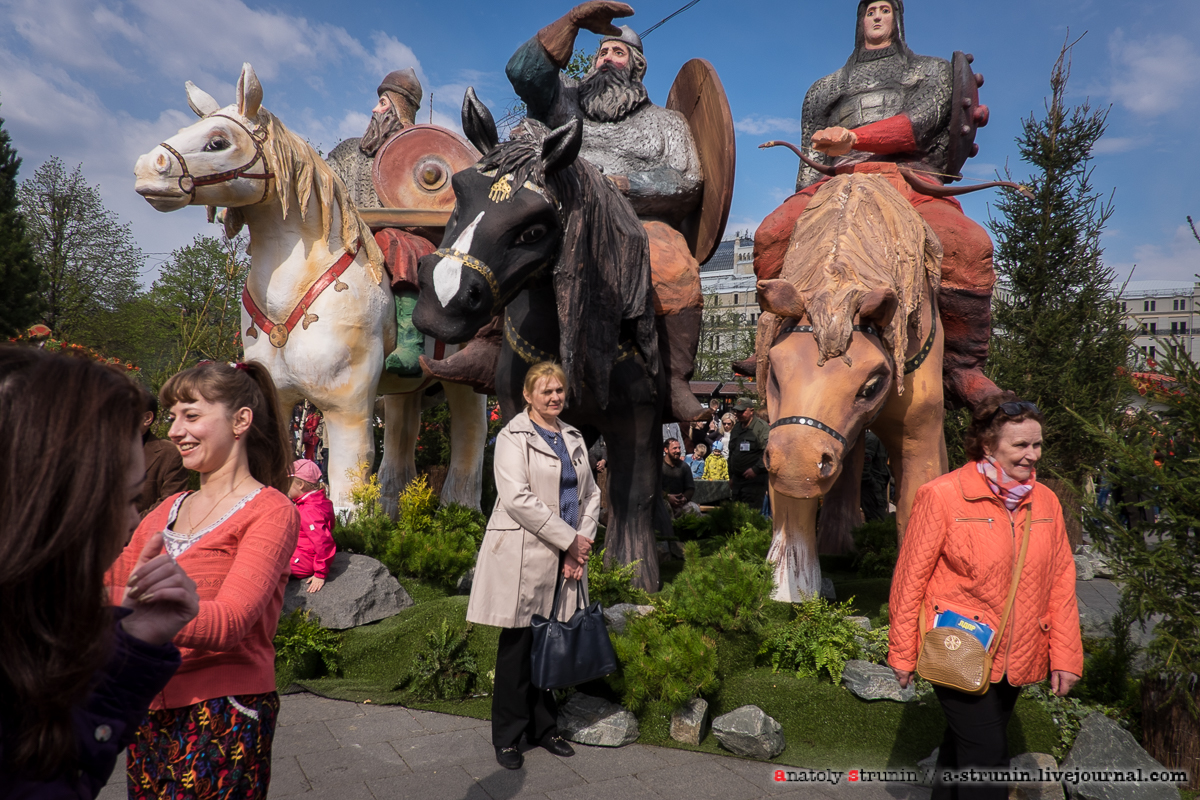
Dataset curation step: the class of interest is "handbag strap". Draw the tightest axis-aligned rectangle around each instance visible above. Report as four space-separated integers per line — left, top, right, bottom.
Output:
918 507 1033 657
548 551 591 622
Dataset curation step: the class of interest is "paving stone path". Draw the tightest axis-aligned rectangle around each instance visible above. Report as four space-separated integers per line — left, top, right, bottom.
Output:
97 579 1131 800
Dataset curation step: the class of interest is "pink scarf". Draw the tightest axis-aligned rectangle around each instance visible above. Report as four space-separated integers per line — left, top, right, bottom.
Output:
976 457 1034 511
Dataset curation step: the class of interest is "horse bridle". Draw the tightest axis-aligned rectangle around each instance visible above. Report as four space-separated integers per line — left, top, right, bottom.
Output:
768 315 937 447
430 248 553 318
158 113 275 204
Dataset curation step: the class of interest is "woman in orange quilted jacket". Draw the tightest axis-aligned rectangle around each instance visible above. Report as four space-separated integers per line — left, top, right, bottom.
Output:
888 393 1083 800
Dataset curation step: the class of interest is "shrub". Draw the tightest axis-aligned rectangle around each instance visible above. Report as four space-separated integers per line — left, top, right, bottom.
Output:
667 541 773 633
1022 683 1127 762
759 596 890 684
588 548 651 607
435 502 487 548
404 618 479 700
382 476 481 588
724 521 773 562
609 615 718 712
334 464 396 557
851 518 899 578
274 609 342 679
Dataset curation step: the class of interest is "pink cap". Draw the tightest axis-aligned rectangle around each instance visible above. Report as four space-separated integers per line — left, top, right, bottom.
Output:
290 458 322 484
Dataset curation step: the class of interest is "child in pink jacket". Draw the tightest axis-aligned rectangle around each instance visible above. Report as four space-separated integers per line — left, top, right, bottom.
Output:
287 459 337 592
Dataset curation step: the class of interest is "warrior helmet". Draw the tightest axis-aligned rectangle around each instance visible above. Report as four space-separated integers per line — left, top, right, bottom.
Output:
378 68 423 111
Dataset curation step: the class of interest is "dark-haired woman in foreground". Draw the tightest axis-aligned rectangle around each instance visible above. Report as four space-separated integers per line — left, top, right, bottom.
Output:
108 361 299 800
0 347 199 796
888 393 1083 800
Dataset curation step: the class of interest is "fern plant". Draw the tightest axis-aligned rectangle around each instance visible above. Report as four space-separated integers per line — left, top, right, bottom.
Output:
274 609 342 676
405 618 479 701
759 596 890 684
610 615 719 712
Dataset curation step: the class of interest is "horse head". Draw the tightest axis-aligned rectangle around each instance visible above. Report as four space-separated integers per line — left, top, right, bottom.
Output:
135 63 275 214
412 88 580 343
759 280 899 498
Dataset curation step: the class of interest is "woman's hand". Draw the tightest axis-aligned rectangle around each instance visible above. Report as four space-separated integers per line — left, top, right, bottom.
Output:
566 534 592 565
1050 670 1080 697
121 533 200 646
892 667 913 689
305 576 326 593
562 559 584 580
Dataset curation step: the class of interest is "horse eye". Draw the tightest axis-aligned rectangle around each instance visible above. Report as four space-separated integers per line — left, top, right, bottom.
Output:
857 375 883 400
204 137 230 152
518 225 546 245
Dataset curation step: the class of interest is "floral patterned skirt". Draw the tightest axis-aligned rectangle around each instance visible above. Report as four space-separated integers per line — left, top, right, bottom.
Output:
126 692 280 800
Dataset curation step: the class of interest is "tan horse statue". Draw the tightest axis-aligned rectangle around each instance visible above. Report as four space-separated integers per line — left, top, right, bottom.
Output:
133 63 486 513
755 173 947 600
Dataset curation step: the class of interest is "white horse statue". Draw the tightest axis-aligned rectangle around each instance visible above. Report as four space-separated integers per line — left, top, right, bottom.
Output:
133 63 486 513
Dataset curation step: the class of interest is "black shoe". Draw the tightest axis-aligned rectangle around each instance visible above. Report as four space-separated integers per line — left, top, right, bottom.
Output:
539 735 575 757
495 746 523 770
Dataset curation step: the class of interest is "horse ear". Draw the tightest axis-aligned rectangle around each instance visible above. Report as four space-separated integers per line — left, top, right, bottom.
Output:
858 287 899 331
541 118 582 175
461 87 498 155
237 63 263 119
185 81 220 118
757 279 805 320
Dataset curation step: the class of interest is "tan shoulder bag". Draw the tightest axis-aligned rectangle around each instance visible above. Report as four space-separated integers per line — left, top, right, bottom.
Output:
915 508 1031 695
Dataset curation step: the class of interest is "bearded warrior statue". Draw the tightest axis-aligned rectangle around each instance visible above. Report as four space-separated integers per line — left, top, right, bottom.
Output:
503 1 708 423
325 69 434 378
753 0 1000 412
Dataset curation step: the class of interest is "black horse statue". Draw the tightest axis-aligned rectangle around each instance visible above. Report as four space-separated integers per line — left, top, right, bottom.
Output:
412 89 666 591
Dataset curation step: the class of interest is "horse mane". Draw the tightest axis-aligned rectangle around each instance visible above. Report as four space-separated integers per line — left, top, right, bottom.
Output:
217 108 384 281
479 123 657 409
780 173 941 393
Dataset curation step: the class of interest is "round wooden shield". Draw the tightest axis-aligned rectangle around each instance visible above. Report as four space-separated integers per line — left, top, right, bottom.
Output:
666 59 735 266
946 51 989 182
372 124 481 210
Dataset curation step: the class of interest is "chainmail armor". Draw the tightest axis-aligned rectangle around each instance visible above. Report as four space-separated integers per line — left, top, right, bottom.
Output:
796 41 953 190
326 138 381 209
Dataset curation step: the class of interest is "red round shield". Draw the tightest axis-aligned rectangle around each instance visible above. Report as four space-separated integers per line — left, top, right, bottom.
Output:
372 124 480 210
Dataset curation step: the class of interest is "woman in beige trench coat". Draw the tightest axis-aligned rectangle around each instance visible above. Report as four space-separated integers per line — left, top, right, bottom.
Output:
467 362 600 771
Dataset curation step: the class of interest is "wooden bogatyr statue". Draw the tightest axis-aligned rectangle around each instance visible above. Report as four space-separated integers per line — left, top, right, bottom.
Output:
133 63 487 514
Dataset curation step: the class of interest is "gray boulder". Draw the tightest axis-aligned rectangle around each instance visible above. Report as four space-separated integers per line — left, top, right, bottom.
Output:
603 603 655 635
820 578 837 601
918 747 939 782
1073 555 1095 582
846 616 872 631
693 480 731 505
712 705 785 759
456 568 474 595
1061 713 1179 800
1074 545 1113 579
669 698 709 745
1078 607 1112 638
558 693 639 747
841 660 916 702
1009 752 1064 800
282 553 412 630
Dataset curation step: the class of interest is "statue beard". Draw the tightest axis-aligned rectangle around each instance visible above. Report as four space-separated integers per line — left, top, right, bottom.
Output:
360 108 404 157
578 62 648 123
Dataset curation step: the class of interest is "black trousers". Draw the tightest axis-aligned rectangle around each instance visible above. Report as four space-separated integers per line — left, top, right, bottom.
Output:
491 627 558 748
730 474 768 507
931 678 1022 800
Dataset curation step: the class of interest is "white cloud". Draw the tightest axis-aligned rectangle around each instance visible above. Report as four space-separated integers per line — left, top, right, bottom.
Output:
1107 31 1200 116
1092 136 1135 155
1111 224 1200 283
734 116 804 136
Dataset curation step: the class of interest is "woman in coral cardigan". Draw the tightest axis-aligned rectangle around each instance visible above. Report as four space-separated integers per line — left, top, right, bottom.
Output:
888 393 1083 800
108 362 299 800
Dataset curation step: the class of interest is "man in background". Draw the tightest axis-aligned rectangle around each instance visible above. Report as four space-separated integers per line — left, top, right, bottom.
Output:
136 387 189 517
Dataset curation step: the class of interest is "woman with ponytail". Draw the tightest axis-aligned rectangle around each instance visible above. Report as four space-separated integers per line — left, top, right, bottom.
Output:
107 361 300 800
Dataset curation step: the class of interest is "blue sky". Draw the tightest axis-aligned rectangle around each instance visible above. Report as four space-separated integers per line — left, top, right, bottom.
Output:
1 0 1196 283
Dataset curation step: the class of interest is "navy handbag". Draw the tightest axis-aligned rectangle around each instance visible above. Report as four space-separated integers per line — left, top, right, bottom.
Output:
529 561 618 690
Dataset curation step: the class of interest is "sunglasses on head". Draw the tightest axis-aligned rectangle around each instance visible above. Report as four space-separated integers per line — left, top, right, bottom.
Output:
991 400 1040 420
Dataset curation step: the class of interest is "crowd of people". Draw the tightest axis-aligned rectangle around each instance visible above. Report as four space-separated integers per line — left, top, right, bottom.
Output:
0 346 1082 797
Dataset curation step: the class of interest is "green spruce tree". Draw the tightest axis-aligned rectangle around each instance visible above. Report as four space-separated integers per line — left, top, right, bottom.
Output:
0 105 41 336
985 41 1133 545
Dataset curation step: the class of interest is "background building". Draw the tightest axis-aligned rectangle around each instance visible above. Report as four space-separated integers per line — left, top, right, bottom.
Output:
1118 280 1200 365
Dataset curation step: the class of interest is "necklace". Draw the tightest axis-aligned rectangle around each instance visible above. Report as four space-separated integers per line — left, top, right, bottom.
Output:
186 475 251 534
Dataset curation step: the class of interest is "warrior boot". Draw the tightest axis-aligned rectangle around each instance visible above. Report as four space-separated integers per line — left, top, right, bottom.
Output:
418 315 502 394
657 307 709 423
385 291 424 377
938 286 1002 413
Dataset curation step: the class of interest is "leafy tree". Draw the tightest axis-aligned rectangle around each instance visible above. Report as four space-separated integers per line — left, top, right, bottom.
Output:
694 292 755 380
984 41 1132 544
0 105 40 336
19 157 143 338
149 233 249 376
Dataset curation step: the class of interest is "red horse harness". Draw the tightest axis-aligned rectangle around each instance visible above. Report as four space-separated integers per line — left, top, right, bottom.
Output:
243 248 358 348
157 113 275 204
